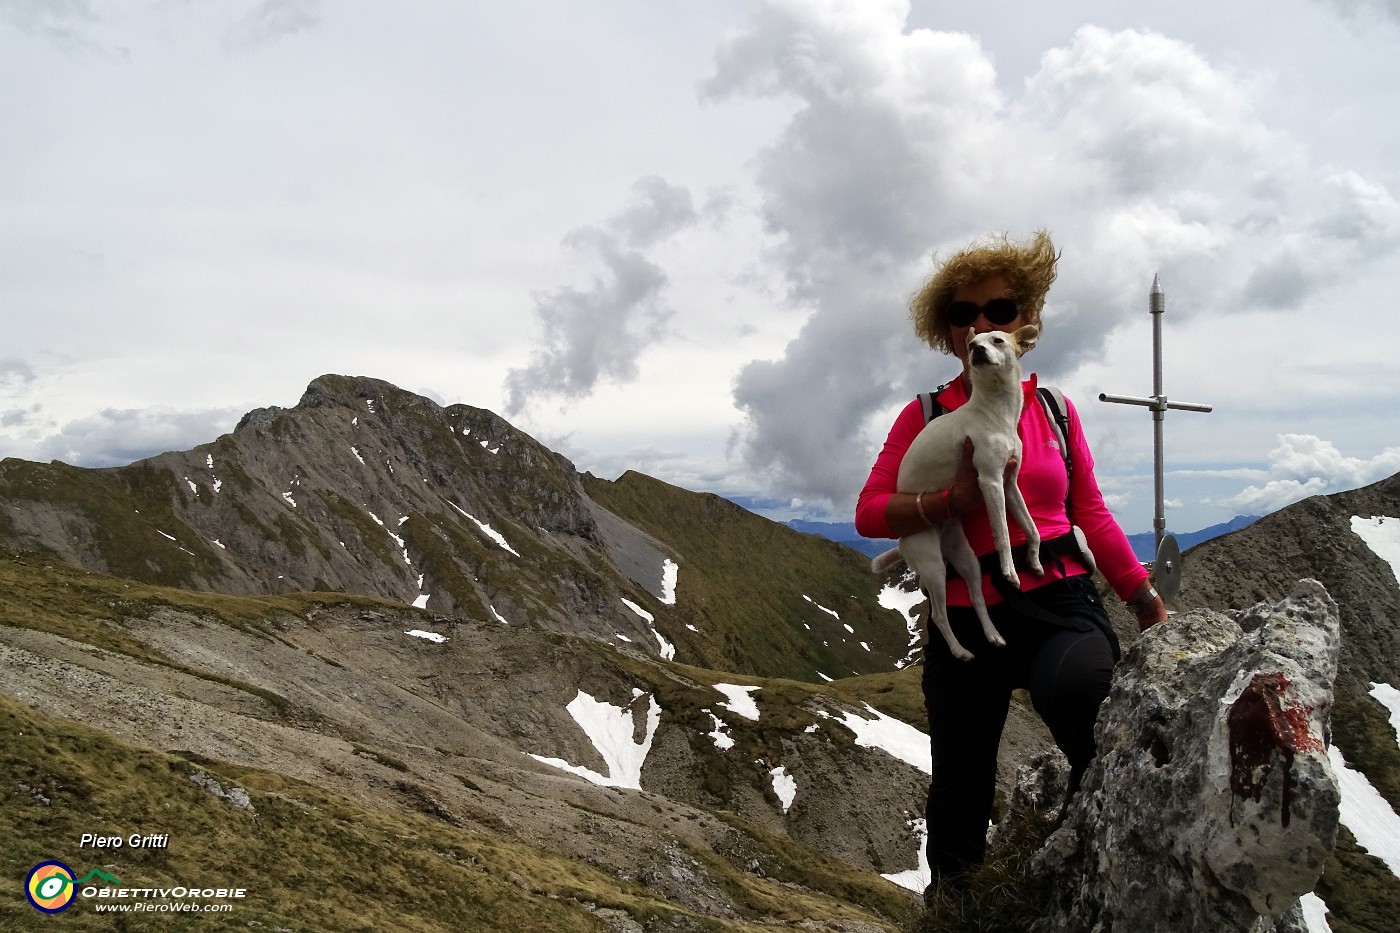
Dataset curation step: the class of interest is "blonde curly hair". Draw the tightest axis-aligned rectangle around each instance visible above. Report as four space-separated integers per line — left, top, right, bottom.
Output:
910 230 1059 355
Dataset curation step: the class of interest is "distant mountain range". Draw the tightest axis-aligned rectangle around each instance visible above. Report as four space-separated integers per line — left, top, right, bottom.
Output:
782 514 1263 562
1124 514 1261 561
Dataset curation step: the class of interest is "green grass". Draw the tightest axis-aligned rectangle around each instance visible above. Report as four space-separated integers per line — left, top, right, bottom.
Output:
910 809 1055 933
0 693 772 933
581 471 910 682
0 460 223 589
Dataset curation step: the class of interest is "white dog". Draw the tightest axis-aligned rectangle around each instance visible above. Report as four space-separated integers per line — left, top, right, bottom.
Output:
872 325 1042 661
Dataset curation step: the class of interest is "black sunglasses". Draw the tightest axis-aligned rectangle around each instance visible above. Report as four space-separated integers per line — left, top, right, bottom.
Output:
946 297 1019 328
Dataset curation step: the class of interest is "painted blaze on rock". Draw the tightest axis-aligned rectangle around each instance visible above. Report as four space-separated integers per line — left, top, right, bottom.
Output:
1227 671 1325 829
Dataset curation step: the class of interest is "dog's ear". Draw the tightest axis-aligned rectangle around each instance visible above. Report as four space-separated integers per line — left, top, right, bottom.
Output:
1013 324 1039 356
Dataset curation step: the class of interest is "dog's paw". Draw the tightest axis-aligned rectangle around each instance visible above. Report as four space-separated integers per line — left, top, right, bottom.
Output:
953 647 975 662
988 634 1006 648
1027 558 1045 577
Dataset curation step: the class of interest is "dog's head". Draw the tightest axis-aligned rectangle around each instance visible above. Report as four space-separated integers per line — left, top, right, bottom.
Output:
968 324 1039 371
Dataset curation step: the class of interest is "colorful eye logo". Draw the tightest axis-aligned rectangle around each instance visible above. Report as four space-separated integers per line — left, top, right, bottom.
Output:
26 861 76 913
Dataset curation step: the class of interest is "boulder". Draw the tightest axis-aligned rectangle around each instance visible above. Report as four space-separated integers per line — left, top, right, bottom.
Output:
1027 579 1341 932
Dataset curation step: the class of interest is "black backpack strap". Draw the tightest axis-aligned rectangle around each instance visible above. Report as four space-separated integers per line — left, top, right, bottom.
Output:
919 381 953 425
918 392 939 424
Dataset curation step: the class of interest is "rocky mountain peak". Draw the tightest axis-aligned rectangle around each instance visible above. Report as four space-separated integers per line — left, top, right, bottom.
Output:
0 376 911 684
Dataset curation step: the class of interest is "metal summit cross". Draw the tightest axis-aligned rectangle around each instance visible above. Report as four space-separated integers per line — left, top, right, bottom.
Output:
1099 274 1212 594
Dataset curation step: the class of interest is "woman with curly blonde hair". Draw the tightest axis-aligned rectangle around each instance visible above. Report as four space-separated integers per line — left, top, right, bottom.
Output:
855 230 1165 895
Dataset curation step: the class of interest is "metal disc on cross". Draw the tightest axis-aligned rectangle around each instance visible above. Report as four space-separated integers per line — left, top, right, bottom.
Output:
1153 533 1183 602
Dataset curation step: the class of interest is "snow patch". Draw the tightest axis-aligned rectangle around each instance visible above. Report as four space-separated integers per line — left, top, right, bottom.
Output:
651 628 675 660
1371 682 1400 748
880 817 930 894
1328 744 1400 878
713 684 760 721
529 691 661 790
1351 515 1400 586
660 558 678 605
820 704 931 774
405 629 445 643
770 766 796 813
448 502 521 556
705 711 734 750
879 577 926 669
1300 892 1333 933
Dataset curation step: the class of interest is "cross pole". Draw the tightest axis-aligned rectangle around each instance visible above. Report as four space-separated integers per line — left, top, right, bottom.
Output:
1099 274 1213 560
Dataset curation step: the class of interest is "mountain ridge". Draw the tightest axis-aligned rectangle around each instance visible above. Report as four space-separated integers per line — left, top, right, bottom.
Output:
0 374 914 685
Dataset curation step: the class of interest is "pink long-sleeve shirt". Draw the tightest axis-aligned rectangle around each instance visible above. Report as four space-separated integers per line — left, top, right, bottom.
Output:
855 373 1147 607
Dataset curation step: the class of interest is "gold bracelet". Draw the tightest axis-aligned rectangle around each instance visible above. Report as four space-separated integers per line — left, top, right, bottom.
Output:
914 491 933 526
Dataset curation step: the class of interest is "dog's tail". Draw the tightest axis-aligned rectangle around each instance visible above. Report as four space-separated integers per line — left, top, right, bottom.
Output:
871 546 903 576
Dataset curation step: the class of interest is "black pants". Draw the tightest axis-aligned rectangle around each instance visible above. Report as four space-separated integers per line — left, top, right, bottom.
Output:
921 575 1116 880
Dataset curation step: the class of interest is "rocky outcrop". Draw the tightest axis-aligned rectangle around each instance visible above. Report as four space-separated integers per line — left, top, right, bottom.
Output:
1027 580 1342 933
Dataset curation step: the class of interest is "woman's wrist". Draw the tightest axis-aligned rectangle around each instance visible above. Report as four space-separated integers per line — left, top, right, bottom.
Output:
1126 582 1159 608
913 488 962 527
914 491 934 526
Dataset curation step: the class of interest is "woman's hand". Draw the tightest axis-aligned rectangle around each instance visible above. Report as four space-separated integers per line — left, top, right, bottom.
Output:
948 438 1018 516
882 438 1019 536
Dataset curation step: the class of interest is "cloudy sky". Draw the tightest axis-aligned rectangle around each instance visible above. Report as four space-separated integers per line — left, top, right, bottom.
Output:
4 0 1400 538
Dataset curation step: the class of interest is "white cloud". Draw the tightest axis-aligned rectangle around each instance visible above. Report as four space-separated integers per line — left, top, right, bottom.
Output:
1212 434 1400 514
503 176 699 414
1313 0 1400 27
224 0 321 51
0 0 96 45
27 407 243 468
693 4 1400 516
0 358 36 388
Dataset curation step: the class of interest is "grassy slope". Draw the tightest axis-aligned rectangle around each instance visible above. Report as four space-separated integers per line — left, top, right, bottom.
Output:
0 694 635 933
0 546 915 931
582 471 908 682
0 459 223 589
